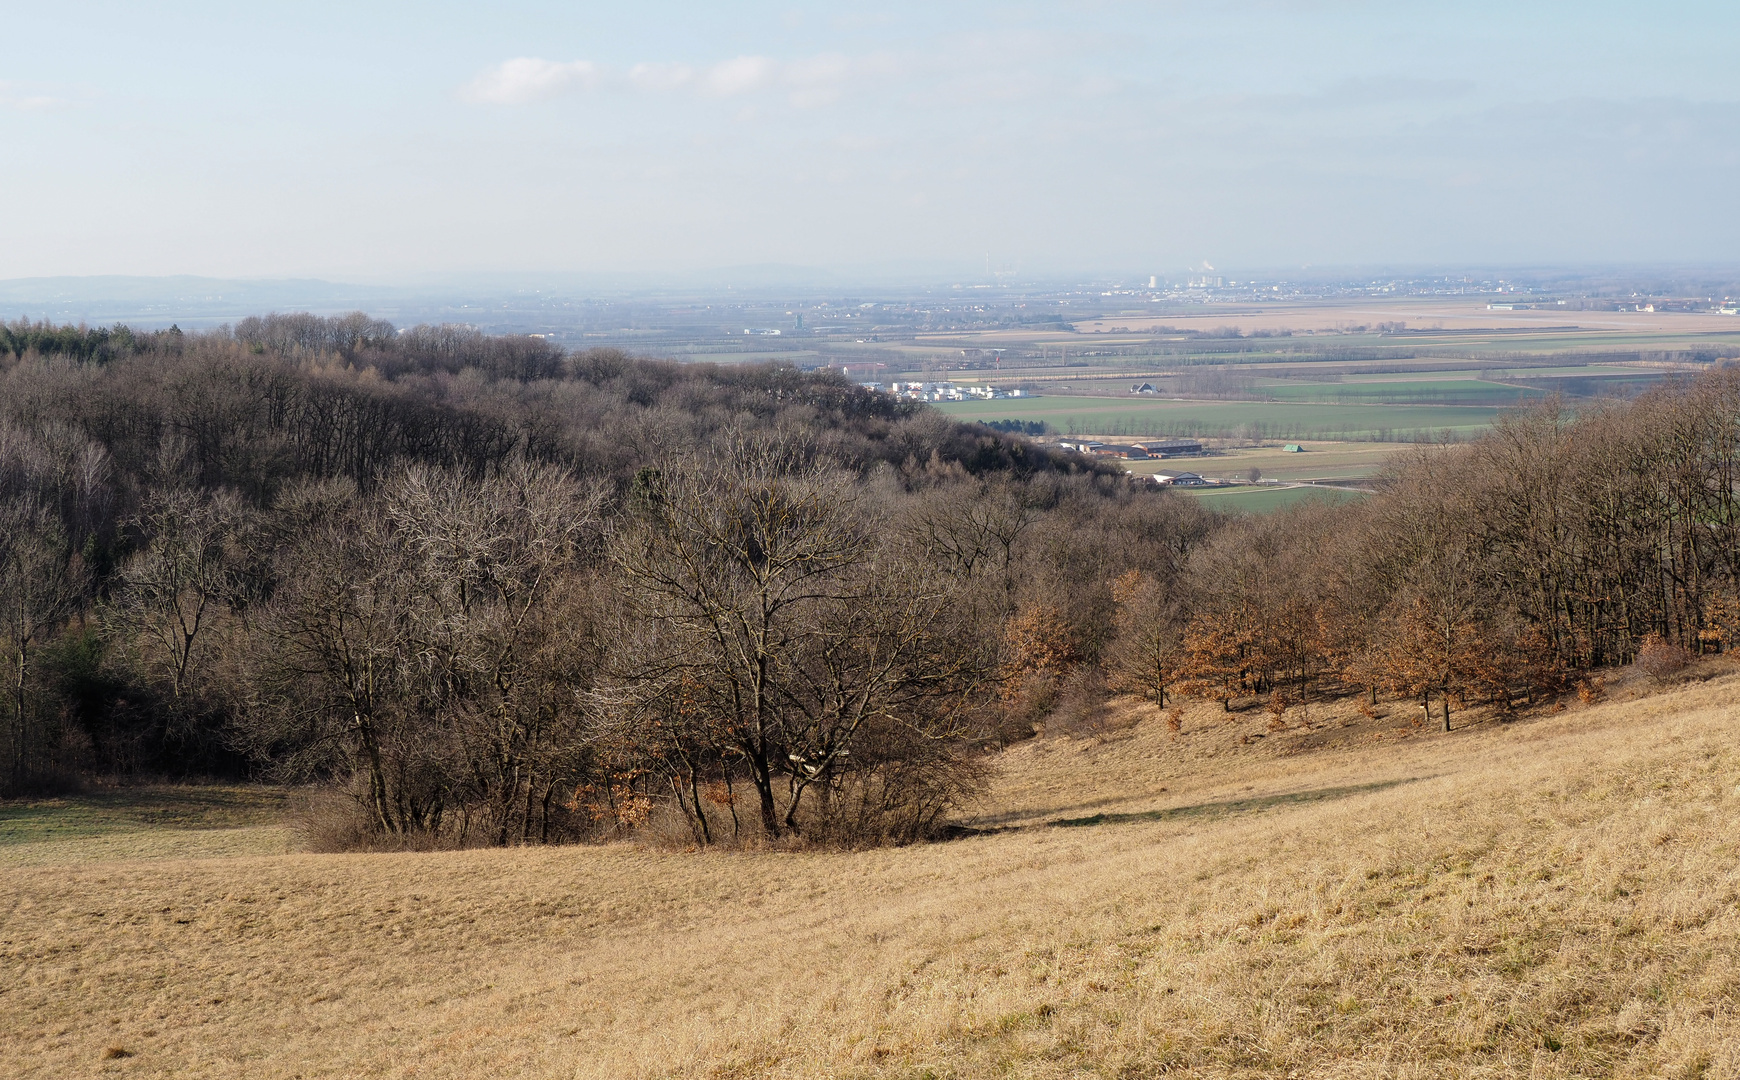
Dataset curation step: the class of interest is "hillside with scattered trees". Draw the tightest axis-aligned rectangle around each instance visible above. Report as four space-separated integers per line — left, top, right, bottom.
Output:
4 313 1738 847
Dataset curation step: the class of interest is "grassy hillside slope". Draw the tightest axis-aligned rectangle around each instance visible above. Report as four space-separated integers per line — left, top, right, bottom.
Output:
6 667 1740 1078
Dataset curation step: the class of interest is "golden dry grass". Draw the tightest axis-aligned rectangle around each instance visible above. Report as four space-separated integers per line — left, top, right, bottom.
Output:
7 668 1740 1078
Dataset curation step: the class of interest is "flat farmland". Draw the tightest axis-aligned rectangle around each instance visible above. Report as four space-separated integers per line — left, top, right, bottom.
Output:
1126 441 1416 481
1067 299 1740 337
1251 377 1541 406
979 363 1676 406
894 300 1740 372
1177 484 1363 513
934 396 1504 439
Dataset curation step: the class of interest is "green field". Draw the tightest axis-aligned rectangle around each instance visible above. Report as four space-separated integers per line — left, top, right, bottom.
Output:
0 785 294 865
1178 485 1364 513
936 396 1504 439
1126 441 1415 481
1251 377 1543 406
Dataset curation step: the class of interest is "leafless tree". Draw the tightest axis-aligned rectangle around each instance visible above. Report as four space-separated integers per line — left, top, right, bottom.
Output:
0 502 87 793
238 464 609 841
613 440 997 841
108 490 259 728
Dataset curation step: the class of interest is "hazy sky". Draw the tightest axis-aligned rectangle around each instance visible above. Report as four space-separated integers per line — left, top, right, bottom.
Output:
4 1 1738 282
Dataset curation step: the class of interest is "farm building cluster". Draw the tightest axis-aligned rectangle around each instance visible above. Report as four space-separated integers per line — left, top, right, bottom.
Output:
1056 438 1205 460
867 382 1026 402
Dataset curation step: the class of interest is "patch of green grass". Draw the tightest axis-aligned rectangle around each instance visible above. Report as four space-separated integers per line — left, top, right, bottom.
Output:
0 785 297 865
0 824 298 865
1498 364 1659 377
934 398 1505 440
0 785 290 846
1256 379 1543 406
1128 441 1411 482
1179 485 1364 513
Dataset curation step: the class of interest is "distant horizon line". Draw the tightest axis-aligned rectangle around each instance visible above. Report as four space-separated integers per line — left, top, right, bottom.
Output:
7 262 1740 292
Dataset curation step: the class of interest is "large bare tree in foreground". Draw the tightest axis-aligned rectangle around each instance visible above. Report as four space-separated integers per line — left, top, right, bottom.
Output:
613 442 996 842
238 464 611 843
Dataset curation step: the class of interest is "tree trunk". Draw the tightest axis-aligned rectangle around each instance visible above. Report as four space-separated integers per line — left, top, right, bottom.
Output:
670 774 707 845
10 618 36 793
11 648 26 791
746 741 780 837
688 760 712 845
356 714 395 833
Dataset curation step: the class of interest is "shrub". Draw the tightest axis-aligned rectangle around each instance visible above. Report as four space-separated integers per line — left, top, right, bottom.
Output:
1635 634 1695 683
1265 692 1290 732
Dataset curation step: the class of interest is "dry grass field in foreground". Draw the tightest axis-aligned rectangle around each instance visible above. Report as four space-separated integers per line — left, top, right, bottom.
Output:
7 667 1740 1079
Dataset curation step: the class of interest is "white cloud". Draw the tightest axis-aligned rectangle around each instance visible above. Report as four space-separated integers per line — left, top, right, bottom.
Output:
462 52 871 107
630 57 775 97
0 81 71 111
628 62 696 92
460 58 600 105
703 56 775 97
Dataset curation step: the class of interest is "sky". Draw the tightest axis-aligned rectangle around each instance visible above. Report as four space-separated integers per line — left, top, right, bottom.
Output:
2 1 1739 283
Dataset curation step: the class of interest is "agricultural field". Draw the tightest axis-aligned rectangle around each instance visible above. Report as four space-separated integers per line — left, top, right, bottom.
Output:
1249 375 1542 406
853 296 1740 386
926 354 1707 453
1060 297 1740 344
1134 440 1418 482
1176 484 1363 513
7 662 1740 1077
934 396 1504 440
1028 369 1549 402
1127 443 1392 514
602 296 1740 376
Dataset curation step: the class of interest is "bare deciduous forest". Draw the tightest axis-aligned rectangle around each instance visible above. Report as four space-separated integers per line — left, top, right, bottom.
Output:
4 313 1739 848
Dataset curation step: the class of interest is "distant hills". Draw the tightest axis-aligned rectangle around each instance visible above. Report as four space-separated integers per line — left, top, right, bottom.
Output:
0 276 409 328
0 265 986 330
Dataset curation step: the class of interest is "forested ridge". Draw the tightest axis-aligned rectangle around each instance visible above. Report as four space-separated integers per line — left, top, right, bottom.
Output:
3 313 1738 847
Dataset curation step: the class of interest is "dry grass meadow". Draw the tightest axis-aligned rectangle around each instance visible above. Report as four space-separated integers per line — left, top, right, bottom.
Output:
7 662 1740 1078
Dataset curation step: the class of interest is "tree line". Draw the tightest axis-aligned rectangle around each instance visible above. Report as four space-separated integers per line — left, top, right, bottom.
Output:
0 314 1203 845
1101 369 1740 732
3 313 1737 846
